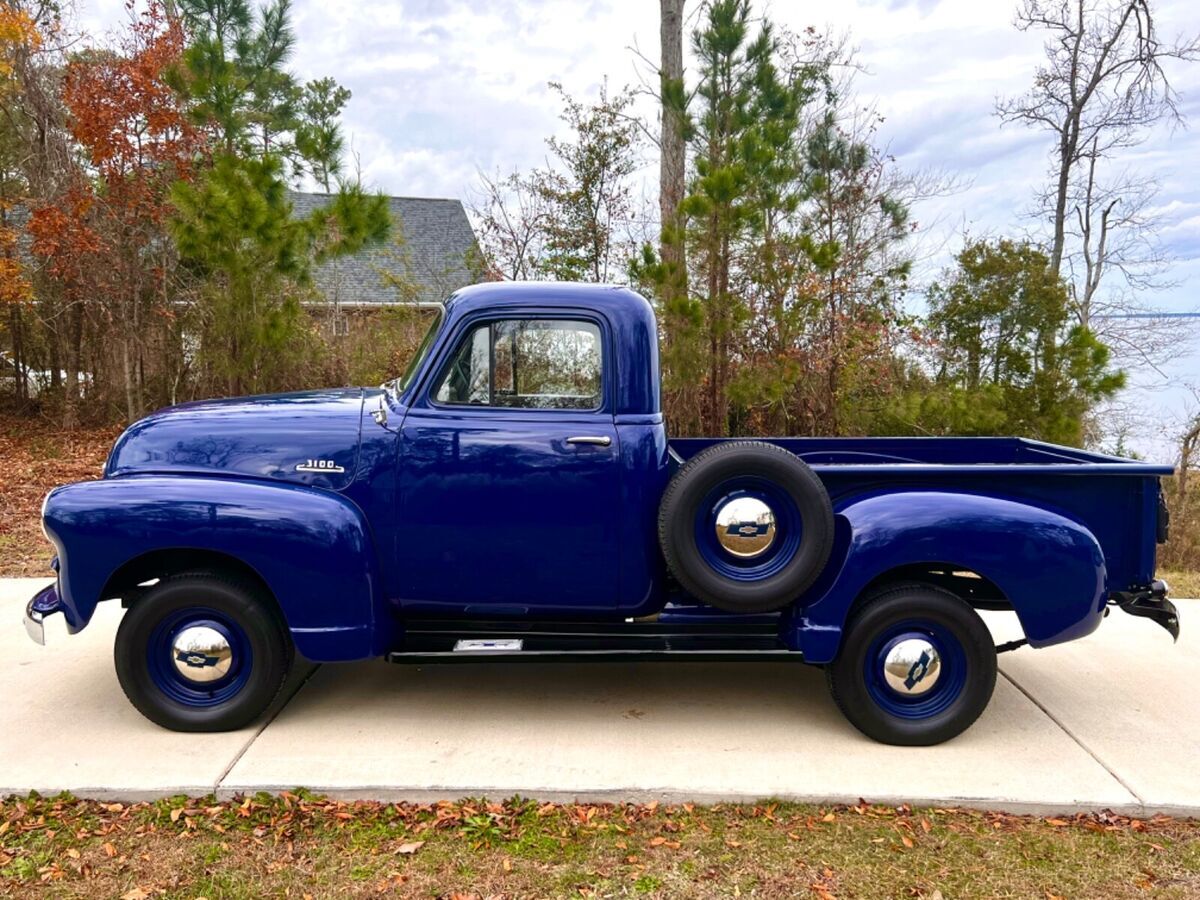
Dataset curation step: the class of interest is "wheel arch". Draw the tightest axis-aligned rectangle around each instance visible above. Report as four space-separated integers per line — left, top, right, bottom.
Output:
42 475 390 661
858 563 1011 613
101 548 281 619
790 489 1107 663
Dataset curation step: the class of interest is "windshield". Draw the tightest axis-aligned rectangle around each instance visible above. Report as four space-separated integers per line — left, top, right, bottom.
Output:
388 307 445 394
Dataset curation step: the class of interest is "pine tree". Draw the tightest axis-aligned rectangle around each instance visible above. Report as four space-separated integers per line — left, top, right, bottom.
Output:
296 77 351 193
170 0 295 156
679 0 806 435
169 0 389 395
894 239 1126 445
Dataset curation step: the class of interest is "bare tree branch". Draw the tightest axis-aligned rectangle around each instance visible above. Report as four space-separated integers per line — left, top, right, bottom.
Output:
998 0 1200 368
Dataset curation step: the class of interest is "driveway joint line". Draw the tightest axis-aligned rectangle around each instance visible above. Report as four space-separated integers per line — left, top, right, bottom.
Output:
214 663 322 793
999 666 1144 807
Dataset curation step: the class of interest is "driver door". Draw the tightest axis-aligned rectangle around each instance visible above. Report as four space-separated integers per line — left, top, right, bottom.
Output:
395 314 621 616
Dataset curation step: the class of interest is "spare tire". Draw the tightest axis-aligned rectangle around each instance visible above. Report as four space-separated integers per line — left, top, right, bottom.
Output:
658 441 835 614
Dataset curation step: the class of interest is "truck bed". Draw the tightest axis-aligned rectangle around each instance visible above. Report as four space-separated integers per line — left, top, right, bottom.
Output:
670 436 1173 596
670 436 1175 474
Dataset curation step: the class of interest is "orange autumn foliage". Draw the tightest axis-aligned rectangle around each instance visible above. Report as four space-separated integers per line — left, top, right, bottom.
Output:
29 0 203 307
27 190 103 299
63 0 200 185
0 6 38 79
0 7 38 307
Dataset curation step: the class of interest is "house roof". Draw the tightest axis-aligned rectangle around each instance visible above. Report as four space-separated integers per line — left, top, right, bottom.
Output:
290 192 480 306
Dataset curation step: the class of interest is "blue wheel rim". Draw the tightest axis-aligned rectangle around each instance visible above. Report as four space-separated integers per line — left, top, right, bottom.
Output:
863 619 967 720
147 607 253 707
693 477 804 582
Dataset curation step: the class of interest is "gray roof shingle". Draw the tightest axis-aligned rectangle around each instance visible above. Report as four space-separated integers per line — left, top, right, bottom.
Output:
290 192 480 306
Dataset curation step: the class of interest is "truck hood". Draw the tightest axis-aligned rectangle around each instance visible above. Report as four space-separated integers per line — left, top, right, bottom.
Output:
107 388 368 492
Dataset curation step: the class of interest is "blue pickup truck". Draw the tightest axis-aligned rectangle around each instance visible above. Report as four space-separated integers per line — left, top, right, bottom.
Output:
25 282 1177 744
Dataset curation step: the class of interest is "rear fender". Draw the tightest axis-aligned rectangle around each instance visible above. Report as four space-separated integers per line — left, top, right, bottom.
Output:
789 490 1106 663
42 476 388 661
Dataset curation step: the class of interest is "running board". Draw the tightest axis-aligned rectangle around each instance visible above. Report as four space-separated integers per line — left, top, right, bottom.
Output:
385 620 803 664
385 648 802 664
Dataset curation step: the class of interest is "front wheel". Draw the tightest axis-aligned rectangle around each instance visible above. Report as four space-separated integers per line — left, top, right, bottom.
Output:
115 573 293 732
826 583 997 745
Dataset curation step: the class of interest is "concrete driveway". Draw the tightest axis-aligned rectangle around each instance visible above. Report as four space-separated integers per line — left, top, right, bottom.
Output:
3 577 1196 815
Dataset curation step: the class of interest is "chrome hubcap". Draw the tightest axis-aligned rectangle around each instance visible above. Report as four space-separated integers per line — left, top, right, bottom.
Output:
714 496 776 559
883 638 941 695
171 625 233 683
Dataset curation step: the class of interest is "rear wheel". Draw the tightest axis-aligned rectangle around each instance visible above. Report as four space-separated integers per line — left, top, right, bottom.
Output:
114 573 293 732
826 583 996 745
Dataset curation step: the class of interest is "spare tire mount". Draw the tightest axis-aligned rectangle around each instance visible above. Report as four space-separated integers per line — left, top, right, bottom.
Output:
658 442 834 614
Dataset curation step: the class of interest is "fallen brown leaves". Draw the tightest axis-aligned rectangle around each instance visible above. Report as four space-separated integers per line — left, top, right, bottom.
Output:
0 794 1195 899
0 414 121 576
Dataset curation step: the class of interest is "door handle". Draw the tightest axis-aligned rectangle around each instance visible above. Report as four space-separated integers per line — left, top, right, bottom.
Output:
566 435 612 447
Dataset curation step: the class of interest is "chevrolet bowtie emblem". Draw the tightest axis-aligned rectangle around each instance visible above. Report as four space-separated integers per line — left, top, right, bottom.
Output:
177 651 219 668
729 522 769 537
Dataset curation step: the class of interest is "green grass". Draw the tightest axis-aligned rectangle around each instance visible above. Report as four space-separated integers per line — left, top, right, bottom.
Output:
1 793 1197 898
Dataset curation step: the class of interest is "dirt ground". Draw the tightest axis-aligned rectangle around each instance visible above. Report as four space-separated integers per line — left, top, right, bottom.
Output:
0 415 119 578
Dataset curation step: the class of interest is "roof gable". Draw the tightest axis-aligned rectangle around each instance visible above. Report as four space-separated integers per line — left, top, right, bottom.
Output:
290 192 480 306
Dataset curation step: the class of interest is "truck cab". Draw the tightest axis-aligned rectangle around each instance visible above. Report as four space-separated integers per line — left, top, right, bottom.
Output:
386 283 668 619
27 282 1177 745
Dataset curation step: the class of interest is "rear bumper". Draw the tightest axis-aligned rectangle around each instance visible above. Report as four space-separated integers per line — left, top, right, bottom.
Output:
23 582 63 646
1113 579 1179 641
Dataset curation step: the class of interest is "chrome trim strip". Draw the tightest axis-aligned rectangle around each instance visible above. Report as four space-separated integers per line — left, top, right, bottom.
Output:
453 638 524 652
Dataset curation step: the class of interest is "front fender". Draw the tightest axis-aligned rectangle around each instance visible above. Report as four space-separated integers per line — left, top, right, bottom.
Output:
792 490 1106 663
42 475 386 661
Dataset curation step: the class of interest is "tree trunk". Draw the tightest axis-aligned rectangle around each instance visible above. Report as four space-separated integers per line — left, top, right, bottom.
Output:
48 298 62 391
121 334 136 423
659 0 687 296
63 302 83 430
121 265 138 421
1048 126 1076 278
715 230 731 435
706 224 719 435
9 303 25 403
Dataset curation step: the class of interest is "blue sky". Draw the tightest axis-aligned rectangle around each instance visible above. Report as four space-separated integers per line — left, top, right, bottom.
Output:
78 0 1200 460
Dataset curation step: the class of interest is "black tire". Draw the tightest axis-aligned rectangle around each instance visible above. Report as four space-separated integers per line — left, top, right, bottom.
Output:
114 572 293 732
658 441 835 613
826 583 997 746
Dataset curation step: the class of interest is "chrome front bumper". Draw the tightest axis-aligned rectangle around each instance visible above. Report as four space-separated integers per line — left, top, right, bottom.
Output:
23 582 61 646
23 604 44 645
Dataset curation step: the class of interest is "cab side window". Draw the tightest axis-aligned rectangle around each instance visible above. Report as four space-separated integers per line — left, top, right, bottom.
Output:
435 319 602 410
